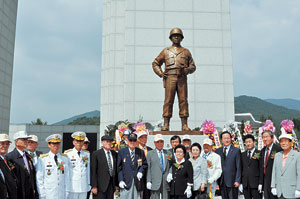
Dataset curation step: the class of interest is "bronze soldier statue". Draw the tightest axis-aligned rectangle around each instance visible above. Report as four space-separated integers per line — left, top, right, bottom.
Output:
152 28 196 131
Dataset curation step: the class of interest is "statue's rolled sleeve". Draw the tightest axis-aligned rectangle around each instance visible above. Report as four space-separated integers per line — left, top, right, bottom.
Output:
152 49 165 78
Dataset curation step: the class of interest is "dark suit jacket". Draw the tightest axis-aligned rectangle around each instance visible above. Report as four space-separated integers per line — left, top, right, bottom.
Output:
169 160 193 196
241 149 260 188
117 147 148 191
216 145 241 187
5 148 38 199
259 144 282 188
0 158 18 199
91 148 118 193
0 168 7 199
35 150 42 157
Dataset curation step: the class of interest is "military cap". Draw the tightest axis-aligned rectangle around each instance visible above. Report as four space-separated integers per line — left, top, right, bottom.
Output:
71 131 86 141
46 134 62 143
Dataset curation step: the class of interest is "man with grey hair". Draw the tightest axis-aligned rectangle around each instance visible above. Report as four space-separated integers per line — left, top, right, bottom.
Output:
26 134 42 167
146 134 172 199
259 129 282 199
271 134 300 198
6 131 38 199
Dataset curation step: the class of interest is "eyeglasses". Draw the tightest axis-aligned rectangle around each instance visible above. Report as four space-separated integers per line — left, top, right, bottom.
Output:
0 142 11 146
84 142 89 145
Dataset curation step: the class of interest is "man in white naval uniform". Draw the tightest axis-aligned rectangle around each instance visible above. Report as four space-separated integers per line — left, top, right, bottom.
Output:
64 131 90 199
36 134 70 199
200 138 222 198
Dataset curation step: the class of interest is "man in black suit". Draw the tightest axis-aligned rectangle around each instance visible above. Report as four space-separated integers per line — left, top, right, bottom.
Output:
216 130 241 199
91 135 118 199
259 130 282 199
137 131 152 199
5 131 38 199
0 133 18 199
240 134 261 199
168 135 181 161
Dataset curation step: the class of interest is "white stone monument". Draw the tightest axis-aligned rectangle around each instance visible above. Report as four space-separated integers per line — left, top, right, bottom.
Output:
100 0 234 136
0 0 18 133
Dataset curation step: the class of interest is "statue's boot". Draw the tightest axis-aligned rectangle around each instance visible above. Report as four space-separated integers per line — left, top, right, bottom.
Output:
161 117 170 131
181 117 191 131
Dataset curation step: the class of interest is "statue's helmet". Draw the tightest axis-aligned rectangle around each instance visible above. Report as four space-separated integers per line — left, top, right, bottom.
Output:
169 28 184 39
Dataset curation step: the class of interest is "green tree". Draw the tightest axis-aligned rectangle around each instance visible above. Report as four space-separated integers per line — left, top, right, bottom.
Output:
31 118 47 125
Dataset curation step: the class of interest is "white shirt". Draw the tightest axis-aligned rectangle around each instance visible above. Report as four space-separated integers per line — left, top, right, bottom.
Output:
223 145 231 156
247 148 256 158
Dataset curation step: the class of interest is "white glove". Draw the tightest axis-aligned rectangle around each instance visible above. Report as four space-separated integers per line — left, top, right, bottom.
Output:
137 172 143 181
184 186 192 198
295 190 300 198
258 184 262 193
119 181 126 189
147 182 152 190
238 184 243 193
207 177 214 184
167 173 173 183
271 188 277 196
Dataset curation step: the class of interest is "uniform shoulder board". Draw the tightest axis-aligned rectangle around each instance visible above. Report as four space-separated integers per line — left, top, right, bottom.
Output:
40 153 49 158
83 150 90 153
64 149 72 153
60 153 68 157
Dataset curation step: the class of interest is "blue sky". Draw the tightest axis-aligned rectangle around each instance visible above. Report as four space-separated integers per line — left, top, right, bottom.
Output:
10 0 300 124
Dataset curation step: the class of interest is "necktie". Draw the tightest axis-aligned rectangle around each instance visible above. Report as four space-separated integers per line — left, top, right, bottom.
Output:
264 147 269 174
54 154 58 166
23 153 30 173
248 151 251 159
203 153 209 159
107 151 113 176
0 168 4 182
223 147 227 160
131 150 135 165
160 151 164 173
78 151 81 157
3 158 9 168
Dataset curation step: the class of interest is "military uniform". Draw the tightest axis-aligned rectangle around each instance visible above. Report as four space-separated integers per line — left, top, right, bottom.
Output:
36 151 70 199
152 28 196 131
64 148 90 198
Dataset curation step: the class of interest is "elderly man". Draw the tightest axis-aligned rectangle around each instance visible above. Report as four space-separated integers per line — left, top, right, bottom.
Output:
26 134 42 167
271 134 300 199
259 129 282 199
146 134 172 199
91 135 118 199
117 133 148 199
6 131 38 199
0 133 18 199
36 134 70 199
64 131 90 199
216 130 241 199
137 131 152 199
200 138 222 198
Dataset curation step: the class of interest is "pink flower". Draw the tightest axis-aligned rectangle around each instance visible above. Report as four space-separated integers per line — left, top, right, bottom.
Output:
281 119 294 133
201 120 216 135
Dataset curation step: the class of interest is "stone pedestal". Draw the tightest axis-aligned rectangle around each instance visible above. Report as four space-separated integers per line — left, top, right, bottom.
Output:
147 131 207 149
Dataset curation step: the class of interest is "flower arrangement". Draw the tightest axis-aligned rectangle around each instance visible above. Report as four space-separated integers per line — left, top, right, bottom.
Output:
174 163 183 170
244 121 252 135
133 122 149 135
207 160 213 169
224 121 245 152
270 151 276 159
252 152 260 160
201 120 221 151
82 156 88 162
57 161 65 174
167 154 172 161
262 120 275 133
281 119 300 151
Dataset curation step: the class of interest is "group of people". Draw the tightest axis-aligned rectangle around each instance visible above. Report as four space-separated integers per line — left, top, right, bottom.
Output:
1 125 300 199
